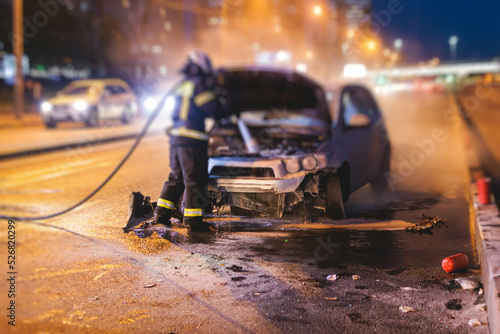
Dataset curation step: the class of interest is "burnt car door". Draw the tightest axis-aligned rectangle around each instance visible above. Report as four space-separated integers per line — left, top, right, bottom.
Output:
337 85 385 191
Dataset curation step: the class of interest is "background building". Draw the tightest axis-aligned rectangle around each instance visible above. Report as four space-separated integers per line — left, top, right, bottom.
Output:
0 0 382 86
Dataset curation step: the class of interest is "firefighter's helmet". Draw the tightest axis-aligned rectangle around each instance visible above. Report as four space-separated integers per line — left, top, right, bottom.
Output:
182 51 213 77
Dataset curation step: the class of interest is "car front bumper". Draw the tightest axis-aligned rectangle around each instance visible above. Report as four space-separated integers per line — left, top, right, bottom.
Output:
42 105 91 122
208 174 307 194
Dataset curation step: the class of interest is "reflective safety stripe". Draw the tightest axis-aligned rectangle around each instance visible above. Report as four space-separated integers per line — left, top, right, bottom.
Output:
177 81 195 121
184 208 203 217
169 127 209 141
194 91 216 107
158 198 175 210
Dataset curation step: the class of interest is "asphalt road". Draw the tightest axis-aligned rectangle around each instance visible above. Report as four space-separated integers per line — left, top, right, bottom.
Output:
0 91 489 333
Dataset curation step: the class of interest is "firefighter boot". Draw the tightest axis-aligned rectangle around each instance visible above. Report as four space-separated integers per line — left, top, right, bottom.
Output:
185 216 211 232
135 206 172 230
154 206 172 227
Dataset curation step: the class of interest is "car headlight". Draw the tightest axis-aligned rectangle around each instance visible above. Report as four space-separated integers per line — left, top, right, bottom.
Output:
73 100 88 111
302 156 318 170
284 159 301 173
144 97 157 111
165 96 176 113
41 102 52 112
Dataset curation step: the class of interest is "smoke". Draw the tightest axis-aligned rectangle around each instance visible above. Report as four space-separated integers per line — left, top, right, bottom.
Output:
193 0 340 80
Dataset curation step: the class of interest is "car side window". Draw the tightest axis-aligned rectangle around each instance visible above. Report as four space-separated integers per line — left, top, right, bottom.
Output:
342 87 379 126
106 85 127 95
325 90 340 126
114 85 128 94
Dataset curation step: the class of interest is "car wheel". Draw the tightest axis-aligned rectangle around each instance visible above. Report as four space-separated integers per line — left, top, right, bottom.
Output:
121 105 133 124
370 146 391 192
325 174 346 220
85 108 99 127
44 117 57 129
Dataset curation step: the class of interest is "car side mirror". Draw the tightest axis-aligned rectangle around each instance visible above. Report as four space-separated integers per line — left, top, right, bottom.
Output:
347 113 371 127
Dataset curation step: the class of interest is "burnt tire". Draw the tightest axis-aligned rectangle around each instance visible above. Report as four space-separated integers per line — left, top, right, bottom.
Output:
325 174 346 220
44 117 57 129
85 108 99 127
121 105 134 124
371 146 391 192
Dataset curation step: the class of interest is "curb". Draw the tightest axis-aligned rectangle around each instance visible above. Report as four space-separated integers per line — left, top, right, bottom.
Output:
455 91 499 333
471 184 500 334
0 130 162 161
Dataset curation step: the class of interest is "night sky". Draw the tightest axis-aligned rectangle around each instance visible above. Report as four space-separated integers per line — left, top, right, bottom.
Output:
371 0 500 64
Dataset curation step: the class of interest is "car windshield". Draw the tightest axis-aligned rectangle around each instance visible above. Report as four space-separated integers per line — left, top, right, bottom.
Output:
62 84 101 96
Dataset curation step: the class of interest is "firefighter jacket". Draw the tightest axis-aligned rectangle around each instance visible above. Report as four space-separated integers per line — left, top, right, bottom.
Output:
169 75 224 147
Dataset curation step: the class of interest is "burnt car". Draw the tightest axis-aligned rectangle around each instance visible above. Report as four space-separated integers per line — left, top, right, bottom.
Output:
206 67 391 220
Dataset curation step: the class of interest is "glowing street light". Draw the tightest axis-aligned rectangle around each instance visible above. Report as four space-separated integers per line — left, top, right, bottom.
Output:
313 5 322 16
367 40 377 51
347 28 355 39
394 39 403 53
449 35 458 61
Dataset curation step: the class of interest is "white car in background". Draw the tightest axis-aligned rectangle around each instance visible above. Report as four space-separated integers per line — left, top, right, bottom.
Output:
40 78 138 128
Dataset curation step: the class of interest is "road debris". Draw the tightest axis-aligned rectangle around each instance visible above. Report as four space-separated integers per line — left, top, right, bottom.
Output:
399 306 416 313
478 288 484 295
346 313 363 324
455 278 479 290
231 277 246 282
445 299 462 310
468 319 483 327
401 287 418 291
324 297 338 301
352 275 361 280
405 215 445 233
253 293 261 296
441 253 469 273
326 274 338 281
228 265 244 272
475 304 487 312
143 283 156 288
90 296 99 301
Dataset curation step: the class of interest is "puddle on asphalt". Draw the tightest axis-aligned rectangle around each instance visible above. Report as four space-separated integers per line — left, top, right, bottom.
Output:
124 188 476 271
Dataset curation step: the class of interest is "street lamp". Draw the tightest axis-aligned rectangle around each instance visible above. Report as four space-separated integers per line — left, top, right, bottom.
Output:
367 40 376 51
313 5 322 16
449 36 458 61
347 28 355 39
394 39 403 53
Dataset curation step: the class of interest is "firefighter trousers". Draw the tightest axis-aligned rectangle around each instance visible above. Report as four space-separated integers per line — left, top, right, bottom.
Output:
155 144 209 226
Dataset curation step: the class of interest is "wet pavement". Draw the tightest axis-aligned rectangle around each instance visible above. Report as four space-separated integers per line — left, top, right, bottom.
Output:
0 91 490 333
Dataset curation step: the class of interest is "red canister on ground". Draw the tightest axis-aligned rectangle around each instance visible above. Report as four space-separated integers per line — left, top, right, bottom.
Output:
442 253 469 273
477 177 492 205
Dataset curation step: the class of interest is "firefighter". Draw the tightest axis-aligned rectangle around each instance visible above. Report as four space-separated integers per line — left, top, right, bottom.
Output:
138 51 224 232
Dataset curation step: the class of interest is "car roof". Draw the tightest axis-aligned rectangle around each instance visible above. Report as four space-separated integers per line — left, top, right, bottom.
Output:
67 78 130 87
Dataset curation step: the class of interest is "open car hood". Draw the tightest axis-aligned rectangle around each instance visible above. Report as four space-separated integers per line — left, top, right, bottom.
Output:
220 67 331 123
